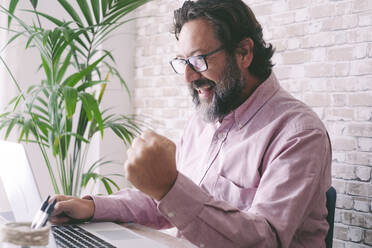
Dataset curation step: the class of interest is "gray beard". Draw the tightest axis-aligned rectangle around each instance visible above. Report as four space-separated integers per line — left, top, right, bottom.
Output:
189 57 244 123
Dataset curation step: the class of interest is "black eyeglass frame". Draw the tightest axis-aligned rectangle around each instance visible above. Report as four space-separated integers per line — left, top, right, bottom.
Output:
169 46 224 74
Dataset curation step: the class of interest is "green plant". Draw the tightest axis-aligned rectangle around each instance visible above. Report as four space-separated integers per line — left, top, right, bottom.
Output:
0 0 149 196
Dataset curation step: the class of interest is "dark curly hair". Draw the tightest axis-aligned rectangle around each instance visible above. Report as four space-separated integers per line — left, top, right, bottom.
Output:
173 0 275 80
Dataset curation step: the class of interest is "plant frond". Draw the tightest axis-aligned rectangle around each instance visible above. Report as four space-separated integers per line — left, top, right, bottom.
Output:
7 0 19 28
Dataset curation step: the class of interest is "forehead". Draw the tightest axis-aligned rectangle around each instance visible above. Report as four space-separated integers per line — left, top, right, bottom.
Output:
177 18 220 57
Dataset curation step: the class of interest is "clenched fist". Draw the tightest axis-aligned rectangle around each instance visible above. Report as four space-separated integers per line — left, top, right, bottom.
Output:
124 130 178 201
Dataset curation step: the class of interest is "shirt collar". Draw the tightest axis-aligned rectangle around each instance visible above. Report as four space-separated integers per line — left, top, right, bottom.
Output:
219 72 280 129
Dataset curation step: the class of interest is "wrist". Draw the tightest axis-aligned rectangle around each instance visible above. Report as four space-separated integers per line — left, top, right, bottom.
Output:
87 199 95 219
81 197 95 221
156 171 179 201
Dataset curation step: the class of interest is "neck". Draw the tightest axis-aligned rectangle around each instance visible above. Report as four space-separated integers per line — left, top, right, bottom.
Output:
239 74 263 105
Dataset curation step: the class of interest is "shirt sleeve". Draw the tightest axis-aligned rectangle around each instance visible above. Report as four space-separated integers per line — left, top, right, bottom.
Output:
157 128 331 248
84 189 173 230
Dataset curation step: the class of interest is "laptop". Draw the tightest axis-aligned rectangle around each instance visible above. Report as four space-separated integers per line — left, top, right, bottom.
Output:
0 140 168 248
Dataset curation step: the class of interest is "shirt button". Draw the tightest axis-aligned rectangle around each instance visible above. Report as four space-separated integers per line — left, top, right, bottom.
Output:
200 244 205 248
218 133 224 139
167 212 175 218
238 123 243 129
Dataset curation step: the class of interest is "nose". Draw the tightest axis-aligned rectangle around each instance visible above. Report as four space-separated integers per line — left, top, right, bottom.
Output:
185 64 201 83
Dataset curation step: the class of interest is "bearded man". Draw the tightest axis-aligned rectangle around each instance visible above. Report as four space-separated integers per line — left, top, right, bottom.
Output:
51 0 332 247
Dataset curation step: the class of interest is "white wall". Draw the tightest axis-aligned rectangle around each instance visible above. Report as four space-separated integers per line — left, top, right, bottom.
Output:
0 0 45 211
0 0 9 212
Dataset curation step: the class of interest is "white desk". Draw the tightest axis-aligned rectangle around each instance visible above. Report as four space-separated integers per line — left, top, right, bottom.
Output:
0 215 196 248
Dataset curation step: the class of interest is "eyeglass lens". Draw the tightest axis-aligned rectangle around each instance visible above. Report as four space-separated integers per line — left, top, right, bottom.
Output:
171 56 207 74
189 56 207 72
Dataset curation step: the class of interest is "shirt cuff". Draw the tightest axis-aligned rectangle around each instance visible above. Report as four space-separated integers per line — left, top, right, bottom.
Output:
82 195 120 221
157 172 211 229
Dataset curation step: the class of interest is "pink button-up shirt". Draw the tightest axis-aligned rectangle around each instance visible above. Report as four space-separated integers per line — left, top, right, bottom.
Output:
90 73 332 248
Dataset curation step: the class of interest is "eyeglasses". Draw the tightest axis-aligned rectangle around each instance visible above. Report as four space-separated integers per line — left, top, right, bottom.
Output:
169 46 224 74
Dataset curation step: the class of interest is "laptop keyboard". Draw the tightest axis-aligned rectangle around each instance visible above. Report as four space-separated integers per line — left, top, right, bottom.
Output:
52 225 117 248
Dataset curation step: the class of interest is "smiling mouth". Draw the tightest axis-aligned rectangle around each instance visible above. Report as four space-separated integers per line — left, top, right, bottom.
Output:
196 85 214 99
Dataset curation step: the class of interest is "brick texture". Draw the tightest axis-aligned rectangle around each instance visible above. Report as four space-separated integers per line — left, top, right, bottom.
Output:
134 0 372 246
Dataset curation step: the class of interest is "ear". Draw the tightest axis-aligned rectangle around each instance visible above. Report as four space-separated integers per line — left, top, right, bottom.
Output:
235 38 254 70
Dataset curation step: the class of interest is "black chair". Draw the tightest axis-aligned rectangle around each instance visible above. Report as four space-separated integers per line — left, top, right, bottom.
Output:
325 186 336 248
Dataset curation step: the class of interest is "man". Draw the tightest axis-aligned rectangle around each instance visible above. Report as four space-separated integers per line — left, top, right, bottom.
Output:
51 0 332 247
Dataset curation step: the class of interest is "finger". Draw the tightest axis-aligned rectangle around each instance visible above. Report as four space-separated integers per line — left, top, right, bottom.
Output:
51 202 64 217
50 195 74 216
50 194 74 204
49 215 71 225
162 135 176 147
52 200 74 217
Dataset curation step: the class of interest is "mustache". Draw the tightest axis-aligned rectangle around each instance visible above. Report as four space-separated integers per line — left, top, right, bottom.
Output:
191 78 216 89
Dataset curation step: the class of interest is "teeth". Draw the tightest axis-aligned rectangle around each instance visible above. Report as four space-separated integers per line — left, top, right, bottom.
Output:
196 86 213 97
196 86 212 91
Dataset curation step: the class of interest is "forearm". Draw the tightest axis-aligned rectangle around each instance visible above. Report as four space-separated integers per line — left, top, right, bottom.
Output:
85 189 173 229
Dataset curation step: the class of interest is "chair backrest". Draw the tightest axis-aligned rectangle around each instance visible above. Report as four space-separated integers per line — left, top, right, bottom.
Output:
325 186 336 248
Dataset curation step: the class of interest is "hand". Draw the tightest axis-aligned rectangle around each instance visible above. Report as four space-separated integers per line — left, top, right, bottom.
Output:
125 130 178 201
49 195 95 224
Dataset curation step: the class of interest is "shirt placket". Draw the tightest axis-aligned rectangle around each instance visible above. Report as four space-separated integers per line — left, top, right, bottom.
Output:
197 121 233 186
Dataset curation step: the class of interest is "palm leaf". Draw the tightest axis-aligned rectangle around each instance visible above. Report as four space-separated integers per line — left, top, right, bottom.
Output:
77 80 106 92
30 0 38 9
57 0 91 43
63 86 78 118
60 132 89 143
40 55 52 84
103 0 148 25
11 95 23 111
57 0 83 26
103 62 131 97
56 50 73 83
25 31 42 49
82 93 104 136
77 0 93 27
31 106 49 121
22 10 89 53
22 9 64 26
62 53 107 87
103 176 121 190
101 0 108 17
79 92 93 120
0 6 51 61
7 0 19 28
1 31 23 53
101 177 113 194
91 0 100 23
5 118 17 139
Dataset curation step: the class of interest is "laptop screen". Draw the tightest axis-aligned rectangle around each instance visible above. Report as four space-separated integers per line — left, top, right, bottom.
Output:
0 141 43 222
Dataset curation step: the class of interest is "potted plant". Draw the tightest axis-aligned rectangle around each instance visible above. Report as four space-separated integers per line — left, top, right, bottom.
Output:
0 0 149 196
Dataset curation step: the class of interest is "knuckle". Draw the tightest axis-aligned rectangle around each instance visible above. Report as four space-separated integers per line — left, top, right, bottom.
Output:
125 161 135 174
142 129 156 140
132 137 140 147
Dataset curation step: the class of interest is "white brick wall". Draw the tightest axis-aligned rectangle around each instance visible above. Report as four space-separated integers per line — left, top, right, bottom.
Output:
134 0 372 246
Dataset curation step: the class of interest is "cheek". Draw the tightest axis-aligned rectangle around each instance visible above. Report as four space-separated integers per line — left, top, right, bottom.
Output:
200 70 221 84
202 58 229 83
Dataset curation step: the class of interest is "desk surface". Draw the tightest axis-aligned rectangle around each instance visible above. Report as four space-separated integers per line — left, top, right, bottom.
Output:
0 215 196 248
